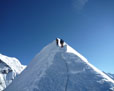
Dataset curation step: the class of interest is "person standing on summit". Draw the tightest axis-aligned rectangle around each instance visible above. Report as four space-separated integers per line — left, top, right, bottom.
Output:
56 38 59 46
60 39 64 48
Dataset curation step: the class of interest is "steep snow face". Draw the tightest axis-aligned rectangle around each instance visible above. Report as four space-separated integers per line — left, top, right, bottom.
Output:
0 54 26 91
5 40 114 91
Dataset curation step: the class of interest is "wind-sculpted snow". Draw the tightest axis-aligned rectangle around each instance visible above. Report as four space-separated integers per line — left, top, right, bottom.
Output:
106 73 114 80
5 40 114 91
0 54 26 91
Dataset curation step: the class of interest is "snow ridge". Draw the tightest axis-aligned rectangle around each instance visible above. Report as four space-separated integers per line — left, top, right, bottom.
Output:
66 44 114 83
5 39 114 91
0 54 26 91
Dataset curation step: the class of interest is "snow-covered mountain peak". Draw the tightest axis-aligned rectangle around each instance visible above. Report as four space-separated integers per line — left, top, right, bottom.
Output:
0 54 26 74
0 54 26 91
42 40 114 83
39 39 88 62
5 39 114 91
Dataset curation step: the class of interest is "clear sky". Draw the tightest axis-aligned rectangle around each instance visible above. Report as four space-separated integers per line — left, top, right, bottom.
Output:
0 0 114 73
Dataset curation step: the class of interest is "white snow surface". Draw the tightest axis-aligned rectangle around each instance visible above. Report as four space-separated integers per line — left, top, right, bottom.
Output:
107 73 114 80
0 54 26 91
5 40 114 91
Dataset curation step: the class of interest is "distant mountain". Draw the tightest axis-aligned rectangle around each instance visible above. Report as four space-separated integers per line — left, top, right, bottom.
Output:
0 54 26 91
5 39 114 91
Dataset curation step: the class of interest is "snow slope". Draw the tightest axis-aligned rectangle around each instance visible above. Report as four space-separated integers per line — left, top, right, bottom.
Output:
0 54 26 91
5 39 114 91
107 73 114 80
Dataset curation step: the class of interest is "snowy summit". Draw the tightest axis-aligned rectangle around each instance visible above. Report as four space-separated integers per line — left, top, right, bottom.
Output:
5 39 114 91
0 54 26 91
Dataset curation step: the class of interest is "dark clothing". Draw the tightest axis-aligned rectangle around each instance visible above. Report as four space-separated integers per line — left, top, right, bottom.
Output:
56 38 59 46
60 39 64 48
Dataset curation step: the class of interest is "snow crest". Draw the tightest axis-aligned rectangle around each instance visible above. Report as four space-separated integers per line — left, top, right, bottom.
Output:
0 54 26 91
5 40 114 91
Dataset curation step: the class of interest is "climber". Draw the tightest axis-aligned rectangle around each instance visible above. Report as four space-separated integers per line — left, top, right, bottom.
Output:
60 39 64 48
56 38 59 46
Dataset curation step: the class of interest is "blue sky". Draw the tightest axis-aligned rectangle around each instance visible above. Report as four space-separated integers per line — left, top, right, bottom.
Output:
0 0 114 73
